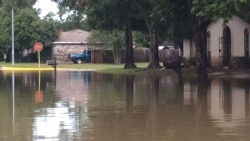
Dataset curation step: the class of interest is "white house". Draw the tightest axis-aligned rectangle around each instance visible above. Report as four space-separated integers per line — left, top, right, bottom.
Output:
183 16 250 67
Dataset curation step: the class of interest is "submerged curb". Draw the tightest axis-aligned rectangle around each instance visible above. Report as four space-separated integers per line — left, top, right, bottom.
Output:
1 67 54 71
0 67 96 71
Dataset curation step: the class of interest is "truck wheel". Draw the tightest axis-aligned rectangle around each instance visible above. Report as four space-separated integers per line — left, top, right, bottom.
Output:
76 59 82 64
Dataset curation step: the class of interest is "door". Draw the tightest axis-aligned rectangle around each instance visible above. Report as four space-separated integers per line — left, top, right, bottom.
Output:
222 26 231 66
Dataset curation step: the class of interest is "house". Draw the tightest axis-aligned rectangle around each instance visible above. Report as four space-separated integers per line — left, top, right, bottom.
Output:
53 29 102 62
183 16 250 68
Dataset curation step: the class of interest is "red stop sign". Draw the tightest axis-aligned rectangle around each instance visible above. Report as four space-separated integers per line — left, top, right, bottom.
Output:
34 42 43 52
35 90 44 103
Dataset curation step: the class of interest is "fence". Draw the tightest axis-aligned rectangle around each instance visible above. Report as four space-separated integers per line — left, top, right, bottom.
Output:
102 48 180 63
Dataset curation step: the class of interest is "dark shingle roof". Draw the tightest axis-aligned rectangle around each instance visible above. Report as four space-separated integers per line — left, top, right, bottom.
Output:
55 29 90 43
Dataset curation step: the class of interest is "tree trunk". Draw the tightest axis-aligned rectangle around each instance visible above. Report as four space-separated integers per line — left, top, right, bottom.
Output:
124 7 136 69
192 16 210 77
113 45 122 64
147 27 161 69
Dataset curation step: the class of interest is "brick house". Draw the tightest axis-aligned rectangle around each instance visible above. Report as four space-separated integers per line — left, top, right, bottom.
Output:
53 29 102 62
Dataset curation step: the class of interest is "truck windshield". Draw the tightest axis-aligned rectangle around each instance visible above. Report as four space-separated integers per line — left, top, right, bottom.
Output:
83 50 90 54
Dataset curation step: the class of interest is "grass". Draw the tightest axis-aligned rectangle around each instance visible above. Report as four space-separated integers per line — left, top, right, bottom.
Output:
0 62 197 77
0 62 149 74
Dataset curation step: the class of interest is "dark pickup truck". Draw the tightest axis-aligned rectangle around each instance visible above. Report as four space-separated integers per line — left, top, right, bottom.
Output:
67 50 91 64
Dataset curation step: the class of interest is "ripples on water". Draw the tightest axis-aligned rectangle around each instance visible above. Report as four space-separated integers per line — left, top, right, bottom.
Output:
0 71 250 141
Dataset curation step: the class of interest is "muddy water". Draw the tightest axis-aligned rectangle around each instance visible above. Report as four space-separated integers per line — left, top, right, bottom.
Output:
0 70 250 141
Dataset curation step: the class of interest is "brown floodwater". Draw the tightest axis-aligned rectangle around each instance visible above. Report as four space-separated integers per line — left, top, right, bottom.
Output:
0 70 250 141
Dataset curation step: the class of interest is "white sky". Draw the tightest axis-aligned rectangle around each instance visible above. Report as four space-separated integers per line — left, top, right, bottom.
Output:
33 0 59 18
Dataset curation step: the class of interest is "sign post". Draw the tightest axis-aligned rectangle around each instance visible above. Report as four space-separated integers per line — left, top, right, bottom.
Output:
33 42 44 104
33 42 44 68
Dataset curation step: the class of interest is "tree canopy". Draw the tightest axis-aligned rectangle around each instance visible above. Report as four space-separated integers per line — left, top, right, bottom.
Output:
192 0 249 21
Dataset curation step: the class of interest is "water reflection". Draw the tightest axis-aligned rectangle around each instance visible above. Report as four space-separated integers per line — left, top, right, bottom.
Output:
208 78 250 136
1 70 250 141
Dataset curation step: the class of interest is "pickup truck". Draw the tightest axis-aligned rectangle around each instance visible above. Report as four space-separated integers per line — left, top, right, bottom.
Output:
67 50 91 64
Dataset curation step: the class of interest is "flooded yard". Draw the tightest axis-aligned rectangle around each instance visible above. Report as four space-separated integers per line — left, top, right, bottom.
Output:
1 70 250 141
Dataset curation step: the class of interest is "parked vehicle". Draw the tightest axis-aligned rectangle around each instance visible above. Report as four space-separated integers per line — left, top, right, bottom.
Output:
68 50 91 64
162 47 182 74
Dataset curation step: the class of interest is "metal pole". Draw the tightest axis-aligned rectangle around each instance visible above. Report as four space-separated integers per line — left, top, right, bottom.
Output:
12 6 14 65
38 51 40 69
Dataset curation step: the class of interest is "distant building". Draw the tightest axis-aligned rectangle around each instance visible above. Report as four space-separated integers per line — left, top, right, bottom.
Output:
53 29 102 62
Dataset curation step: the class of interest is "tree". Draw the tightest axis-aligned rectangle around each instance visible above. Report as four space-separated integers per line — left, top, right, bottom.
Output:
55 1 89 31
0 0 58 62
123 9 134 68
87 0 137 69
136 0 162 69
137 0 191 69
161 0 192 47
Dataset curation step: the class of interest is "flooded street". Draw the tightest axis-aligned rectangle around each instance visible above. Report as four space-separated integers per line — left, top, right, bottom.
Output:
1 70 250 141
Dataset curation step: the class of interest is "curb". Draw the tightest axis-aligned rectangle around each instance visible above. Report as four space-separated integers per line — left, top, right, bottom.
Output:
1 67 55 71
0 67 97 72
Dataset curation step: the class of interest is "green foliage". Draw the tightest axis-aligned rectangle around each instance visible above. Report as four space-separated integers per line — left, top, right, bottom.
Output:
57 17 90 31
0 0 58 62
15 0 37 8
132 31 148 48
52 0 89 31
14 8 41 50
237 1 250 22
137 0 191 43
84 0 125 30
192 0 249 21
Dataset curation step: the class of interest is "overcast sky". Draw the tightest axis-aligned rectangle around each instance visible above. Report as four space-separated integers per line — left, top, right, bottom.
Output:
33 0 59 18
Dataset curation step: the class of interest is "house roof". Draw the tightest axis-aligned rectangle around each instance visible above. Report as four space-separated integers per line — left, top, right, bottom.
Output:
55 29 91 43
162 41 174 47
